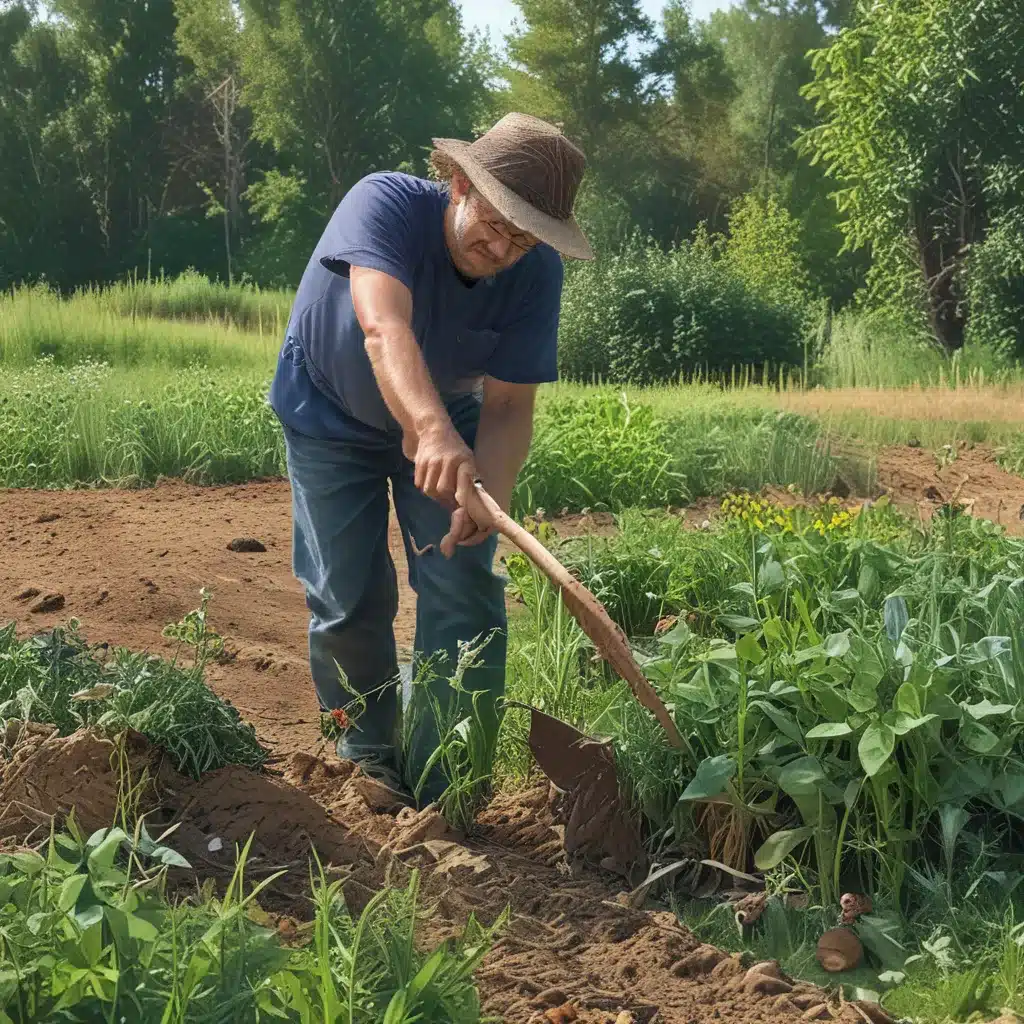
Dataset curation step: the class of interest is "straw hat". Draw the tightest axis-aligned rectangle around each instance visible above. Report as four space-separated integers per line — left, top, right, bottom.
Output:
430 113 594 260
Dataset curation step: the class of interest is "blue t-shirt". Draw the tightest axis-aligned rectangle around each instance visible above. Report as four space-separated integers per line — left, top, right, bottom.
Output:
268 172 564 440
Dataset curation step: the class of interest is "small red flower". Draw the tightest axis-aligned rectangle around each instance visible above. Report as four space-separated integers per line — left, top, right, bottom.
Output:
331 708 349 730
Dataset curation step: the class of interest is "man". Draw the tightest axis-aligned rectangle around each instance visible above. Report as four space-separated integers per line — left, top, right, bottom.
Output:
268 112 593 804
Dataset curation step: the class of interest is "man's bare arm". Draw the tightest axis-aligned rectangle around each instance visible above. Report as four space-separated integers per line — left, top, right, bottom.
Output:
439 378 536 557
350 265 477 507
474 378 536 513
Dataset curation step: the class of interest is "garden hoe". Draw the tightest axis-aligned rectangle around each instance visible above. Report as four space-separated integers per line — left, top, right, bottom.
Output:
465 481 684 879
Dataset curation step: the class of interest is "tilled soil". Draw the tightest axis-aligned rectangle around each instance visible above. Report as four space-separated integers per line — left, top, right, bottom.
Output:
0 725 890 1024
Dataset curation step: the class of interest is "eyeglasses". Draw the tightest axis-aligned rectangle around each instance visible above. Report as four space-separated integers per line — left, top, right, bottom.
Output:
469 189 538 252
480 216 538 253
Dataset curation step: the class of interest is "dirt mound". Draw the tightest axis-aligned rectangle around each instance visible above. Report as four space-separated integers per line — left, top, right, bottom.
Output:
0 724 163 839
169 762 373 872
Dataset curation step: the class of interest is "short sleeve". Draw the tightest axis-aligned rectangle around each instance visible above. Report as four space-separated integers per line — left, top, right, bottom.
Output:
485 248 564 384
318 174 423 292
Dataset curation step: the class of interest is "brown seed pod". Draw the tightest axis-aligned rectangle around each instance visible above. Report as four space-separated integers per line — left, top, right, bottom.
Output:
816 927 863 972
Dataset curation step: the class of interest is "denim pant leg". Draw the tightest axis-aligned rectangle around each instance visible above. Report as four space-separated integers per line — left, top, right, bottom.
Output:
282 426 402 760
390 397 508 801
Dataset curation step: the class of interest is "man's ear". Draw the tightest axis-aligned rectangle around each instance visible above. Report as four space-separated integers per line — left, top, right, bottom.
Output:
450 170 471 204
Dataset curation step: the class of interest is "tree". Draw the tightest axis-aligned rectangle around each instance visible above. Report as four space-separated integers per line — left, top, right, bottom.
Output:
174 0 249 283
235 0 489 283
801 0 1024 352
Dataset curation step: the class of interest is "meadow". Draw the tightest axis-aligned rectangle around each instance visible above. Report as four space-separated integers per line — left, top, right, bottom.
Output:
1 275 1024 1022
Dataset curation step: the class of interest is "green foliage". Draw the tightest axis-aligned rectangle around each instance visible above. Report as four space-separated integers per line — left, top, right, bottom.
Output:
0 824 498 1022
0 604 266 778
558 233 806 385
721 191 815 322
801 0 1024 351
965 208 1024 361
815 310 1015 389
0 360 283 488
514 393 690 516
509 498 1024 907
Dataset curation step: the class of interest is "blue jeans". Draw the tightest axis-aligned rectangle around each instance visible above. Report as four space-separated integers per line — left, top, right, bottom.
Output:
282 395 507 803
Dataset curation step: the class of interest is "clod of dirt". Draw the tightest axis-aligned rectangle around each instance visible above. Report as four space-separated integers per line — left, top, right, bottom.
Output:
671 944 726 978
923 485 944 502
29 592 65 614
227 537 267 552
0 726 161 837
352 774 412 814
816 927 863 972
171 764 370 868
839 892 872 924
35 513 60 524
517 704 646 880
543 1005 577 1023
13 586 41 602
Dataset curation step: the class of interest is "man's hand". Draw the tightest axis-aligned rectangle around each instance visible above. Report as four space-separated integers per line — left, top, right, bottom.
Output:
409 422 476 510
439 480 497 557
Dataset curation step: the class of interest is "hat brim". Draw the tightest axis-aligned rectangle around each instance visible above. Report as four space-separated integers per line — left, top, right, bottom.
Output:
431 137 594 261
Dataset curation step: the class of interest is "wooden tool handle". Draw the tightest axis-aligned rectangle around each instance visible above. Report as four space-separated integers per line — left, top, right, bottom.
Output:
471 482 684 749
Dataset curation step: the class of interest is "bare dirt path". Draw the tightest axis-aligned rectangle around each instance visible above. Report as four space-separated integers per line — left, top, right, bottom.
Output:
0 480 353 757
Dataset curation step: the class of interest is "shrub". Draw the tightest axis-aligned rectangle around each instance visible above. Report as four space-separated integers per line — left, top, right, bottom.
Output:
965 209 1024 361
514 392 689 516
720 191 815 323
558 232 805 385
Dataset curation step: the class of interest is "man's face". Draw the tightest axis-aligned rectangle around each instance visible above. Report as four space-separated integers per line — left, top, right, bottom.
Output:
445 172 540 279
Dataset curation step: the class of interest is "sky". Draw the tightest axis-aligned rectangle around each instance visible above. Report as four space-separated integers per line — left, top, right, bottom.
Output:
457 0 735 47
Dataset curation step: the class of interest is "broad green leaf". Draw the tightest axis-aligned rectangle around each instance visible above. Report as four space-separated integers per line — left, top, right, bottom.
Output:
961 716 1000 754
757 559 785 595
895 682 922 718
719 615 759 632
8 851 45 876
858 562 880 602
705 642 738 662
824 632 851 659
736 633 764 665
890 712 936 736
883 595 909 643
730 582 756 598
678 755 736 803
88 829 126 872
857 914 907 970
963 699 1014 720
754 827 814 870
859 722 895 777
751 701 803 746
994 772 1024 811
147 845 191 870
844 778 863 809
779 756 827 796
659 620 692 648
806 722 852 739
963 636 1012 664
59 874 89 913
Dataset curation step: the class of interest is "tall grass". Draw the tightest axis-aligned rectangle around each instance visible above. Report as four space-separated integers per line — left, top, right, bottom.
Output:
46 268 292 331
0 361 283 487
0 284 278 370
814 311 1020 389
